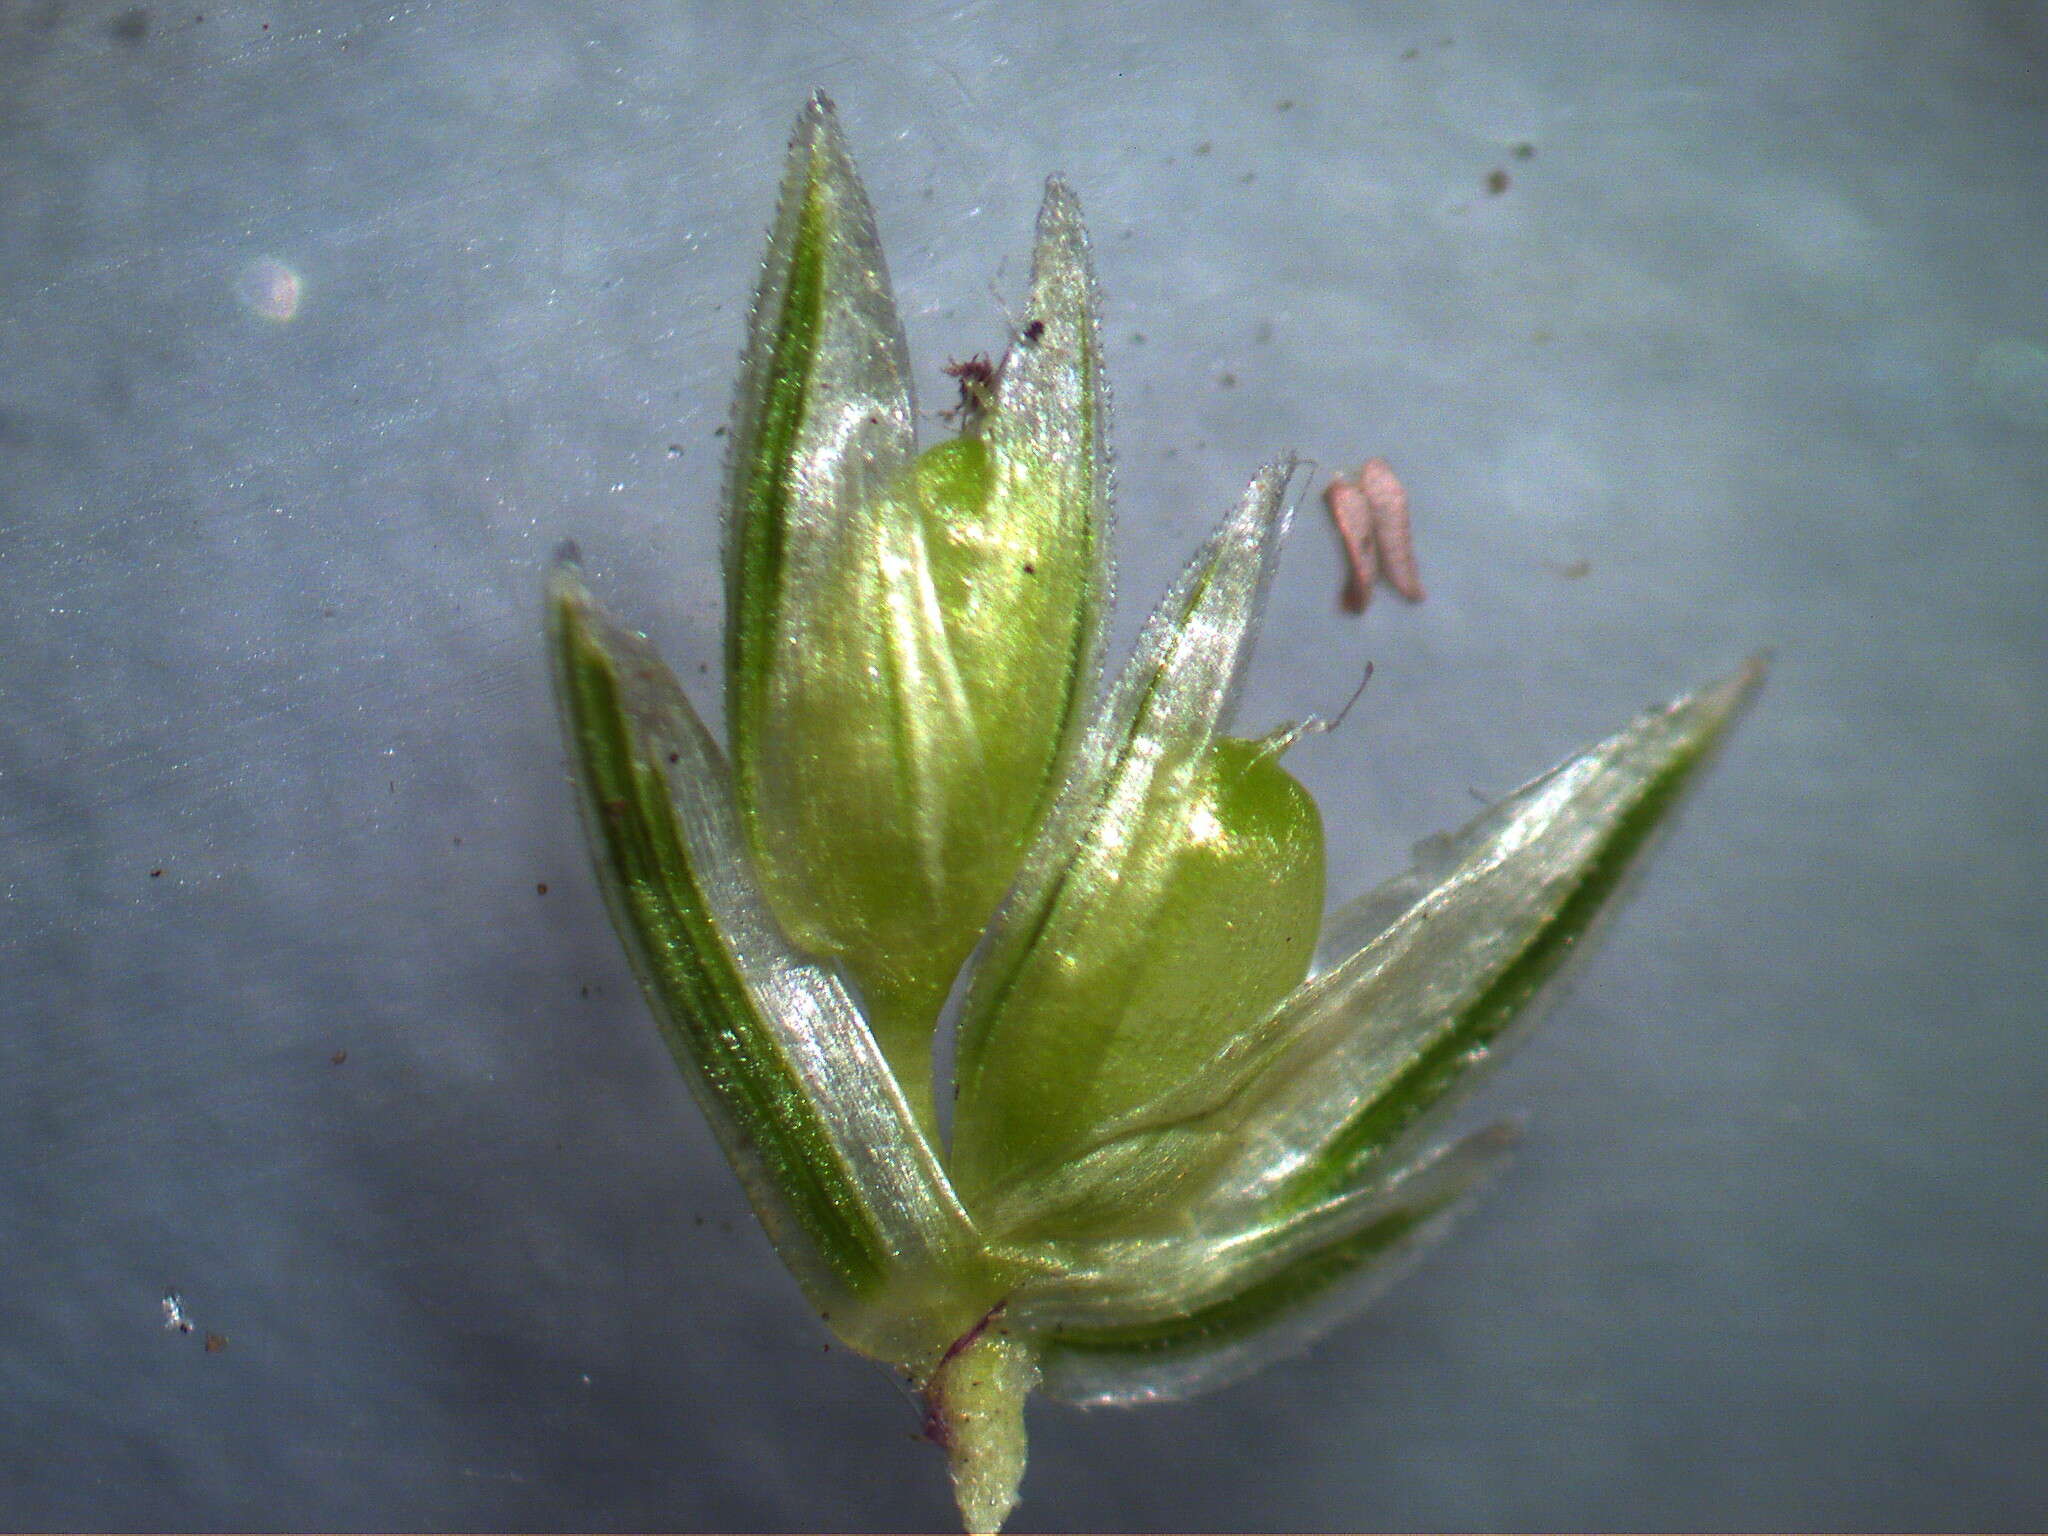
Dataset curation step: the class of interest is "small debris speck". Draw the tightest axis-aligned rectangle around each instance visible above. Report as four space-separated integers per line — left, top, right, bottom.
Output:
536 882 549 896
1513 141 1536 160
667 443 684 458
204 1332 228 1353
1486 168 1511 195
1218 372 1237 388
150 868 163 878
111 8 150 44
1193 141 1212 155
330 1049 348 1066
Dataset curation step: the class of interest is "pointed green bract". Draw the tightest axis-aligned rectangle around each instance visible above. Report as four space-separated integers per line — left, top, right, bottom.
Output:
549 564 991 1368
950 462 1326 1238
1191 657 1769 1222
724 101 1107 1124
994 1122 1515 1335
1031 1123 1514 1406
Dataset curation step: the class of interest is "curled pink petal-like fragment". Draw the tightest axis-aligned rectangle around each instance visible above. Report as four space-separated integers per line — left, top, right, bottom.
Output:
1359 456 1425 602
1325 474 1378 612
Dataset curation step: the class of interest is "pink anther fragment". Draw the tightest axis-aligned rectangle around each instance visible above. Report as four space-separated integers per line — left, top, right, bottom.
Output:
1324 475 1379 612
1358 456 1425 602
1325 457 1426 612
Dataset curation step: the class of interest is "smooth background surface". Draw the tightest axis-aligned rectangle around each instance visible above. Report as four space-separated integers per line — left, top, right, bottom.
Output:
4 2 2045 1529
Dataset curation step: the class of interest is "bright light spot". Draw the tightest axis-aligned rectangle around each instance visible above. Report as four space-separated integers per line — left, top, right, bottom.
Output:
1185 801 1225 845
237 257 303 322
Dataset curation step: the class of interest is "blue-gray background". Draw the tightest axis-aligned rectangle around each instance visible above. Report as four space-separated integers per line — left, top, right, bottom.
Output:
4 1 2045 1529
